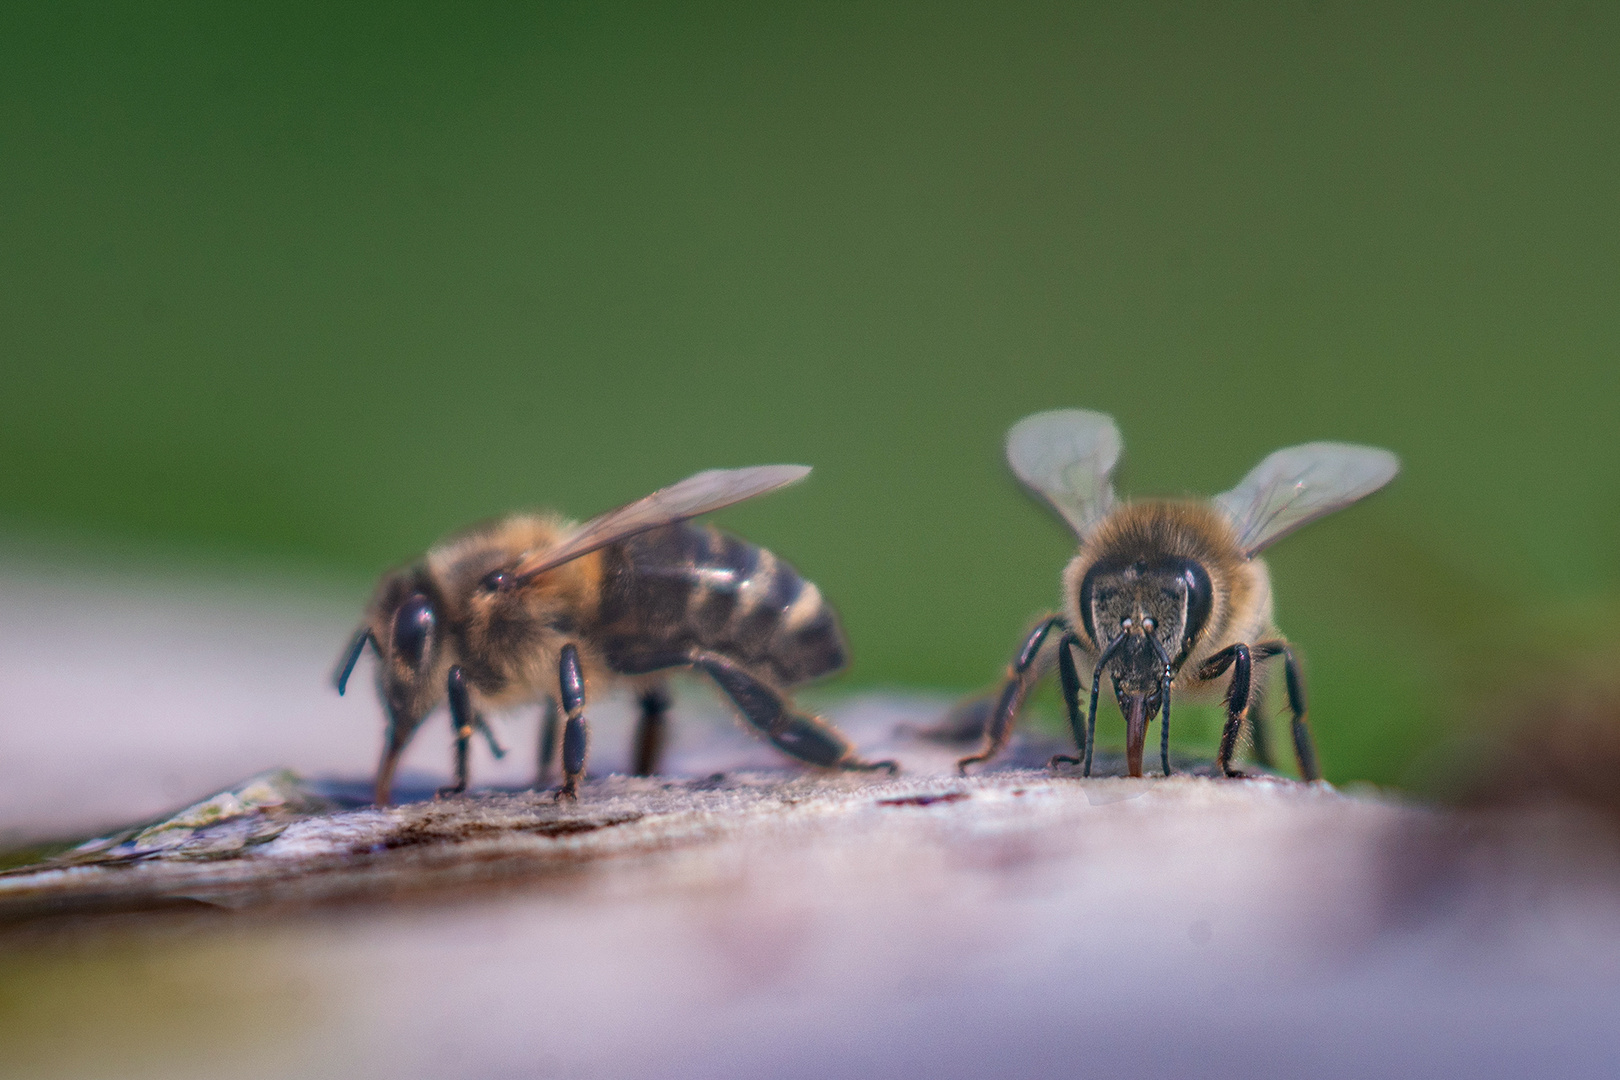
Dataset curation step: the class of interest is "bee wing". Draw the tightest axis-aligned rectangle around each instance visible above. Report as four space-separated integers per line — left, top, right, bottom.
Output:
1213 443 1399 558
511 465 812 581
1005 409 1124 538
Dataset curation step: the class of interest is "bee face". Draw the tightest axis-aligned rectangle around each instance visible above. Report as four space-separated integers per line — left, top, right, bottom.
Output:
1065 500 1244 685
1079 553 1214 692
369 568 451 738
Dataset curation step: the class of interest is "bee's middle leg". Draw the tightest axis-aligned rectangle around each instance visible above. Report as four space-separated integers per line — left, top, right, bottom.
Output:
632 683 672 777
1246 684 1274 770
535 696 560 787
1197 644 1252 778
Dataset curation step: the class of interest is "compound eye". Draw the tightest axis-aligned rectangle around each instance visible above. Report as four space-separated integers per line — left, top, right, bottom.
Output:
1179 562 1214 648
392 593 435 668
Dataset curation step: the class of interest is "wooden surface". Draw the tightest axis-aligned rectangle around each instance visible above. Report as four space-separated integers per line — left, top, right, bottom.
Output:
5 747 1620 1080
3 571 1619 1079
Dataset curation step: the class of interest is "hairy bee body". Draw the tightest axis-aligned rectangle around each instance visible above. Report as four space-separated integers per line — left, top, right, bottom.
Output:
595 523 847 688
338 465 891 804
1061 501 1271 700
955 408 1399 781
404 517 845 710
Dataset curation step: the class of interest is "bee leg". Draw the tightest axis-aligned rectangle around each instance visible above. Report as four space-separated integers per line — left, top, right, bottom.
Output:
1049 635 1085 770
1253 641 1319 781
1246 684 1275 770
1140 631 1175 779
901 693 995 744
1158 665 1173 778
557 644 589 801
535 696 560 788
1198 644 1252 778
440 665 474 797
691 653 898 774
1284 649 1319 781
1250 641 1317 779
631 683 672 777
959 615 1066 775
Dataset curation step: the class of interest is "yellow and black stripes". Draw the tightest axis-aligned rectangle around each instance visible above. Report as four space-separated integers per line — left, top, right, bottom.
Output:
594 523 847 689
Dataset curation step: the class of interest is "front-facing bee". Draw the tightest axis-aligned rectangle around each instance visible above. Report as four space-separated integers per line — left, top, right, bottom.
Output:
957 409 1399 780
335 465 897 804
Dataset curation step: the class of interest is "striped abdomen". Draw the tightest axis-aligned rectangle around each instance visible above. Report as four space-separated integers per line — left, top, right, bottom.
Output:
593 523 847 687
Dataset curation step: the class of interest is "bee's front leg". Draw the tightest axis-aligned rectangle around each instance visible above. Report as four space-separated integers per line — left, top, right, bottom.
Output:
441 665 474 796
1197 644 1253 778
557 644 589 800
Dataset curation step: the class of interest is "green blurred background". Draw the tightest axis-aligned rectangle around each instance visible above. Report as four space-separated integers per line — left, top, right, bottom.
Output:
3 2 1617 785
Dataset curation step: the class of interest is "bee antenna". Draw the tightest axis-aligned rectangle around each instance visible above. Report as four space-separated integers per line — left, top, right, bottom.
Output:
334 628 379 695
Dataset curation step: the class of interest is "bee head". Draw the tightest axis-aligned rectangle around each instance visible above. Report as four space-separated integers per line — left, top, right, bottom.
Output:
1079 554 1213 692
1073 554 1210 777
335 567 452 802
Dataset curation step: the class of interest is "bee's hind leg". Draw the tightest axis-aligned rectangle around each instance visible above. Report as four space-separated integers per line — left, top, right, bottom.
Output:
1283 648 1320 781
632 683 672 777
1253 640 1319 781
692 653 898 775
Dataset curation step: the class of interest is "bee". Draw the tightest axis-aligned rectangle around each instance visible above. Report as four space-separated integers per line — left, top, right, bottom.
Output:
957 409 1399 780
334 465 897 804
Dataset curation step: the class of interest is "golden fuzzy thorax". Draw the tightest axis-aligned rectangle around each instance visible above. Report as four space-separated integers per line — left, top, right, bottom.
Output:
364 514 616 726
1060 500 1274 689
426 514 612 708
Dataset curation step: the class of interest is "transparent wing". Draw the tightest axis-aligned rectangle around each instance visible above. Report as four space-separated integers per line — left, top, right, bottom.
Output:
512 465 811 581
1213 443 1399 558
1005 409 1123 537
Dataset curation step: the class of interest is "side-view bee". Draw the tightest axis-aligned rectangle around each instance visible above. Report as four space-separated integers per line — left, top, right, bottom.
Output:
957 409 1399 780
335 465 897 804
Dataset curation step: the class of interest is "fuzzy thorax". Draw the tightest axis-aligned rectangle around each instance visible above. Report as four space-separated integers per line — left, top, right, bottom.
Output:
423 514 613 710
1061 500 1273 688
361 514 614 732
